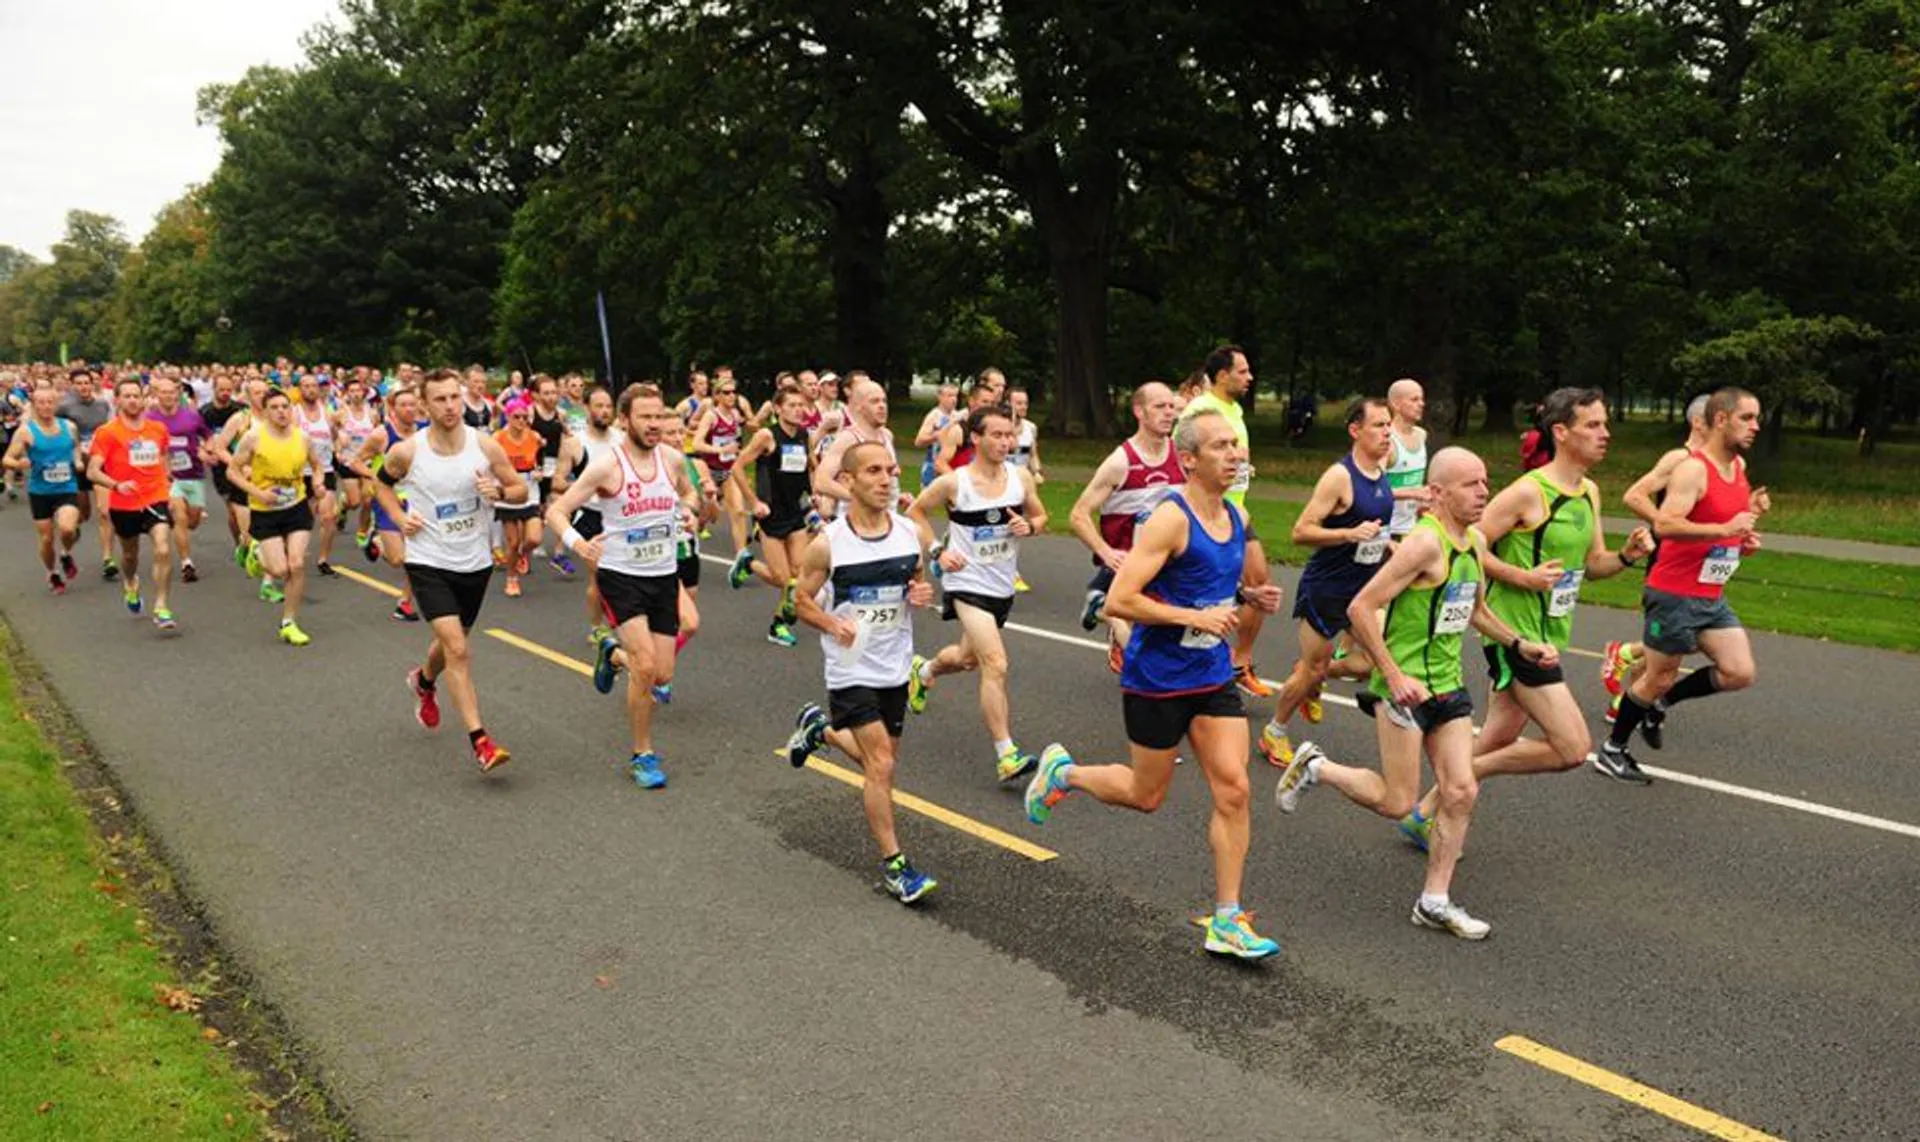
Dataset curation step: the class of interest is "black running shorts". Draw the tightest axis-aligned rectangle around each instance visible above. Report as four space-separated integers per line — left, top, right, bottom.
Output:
249 501 314 543
29 492 76 521
1122 684 1245 751
596 567 680 636
110 503 171 539
941 589 1013 627
406 563 493 629
1484 642 1565 691
829 684 908 739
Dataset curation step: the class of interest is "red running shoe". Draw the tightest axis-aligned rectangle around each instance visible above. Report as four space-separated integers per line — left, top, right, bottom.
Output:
472 734 510 772
407 667 441 730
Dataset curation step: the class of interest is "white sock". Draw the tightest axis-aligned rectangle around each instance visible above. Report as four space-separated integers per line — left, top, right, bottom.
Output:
1419 892 1449 912
918 660 934 684
993 738 1014 756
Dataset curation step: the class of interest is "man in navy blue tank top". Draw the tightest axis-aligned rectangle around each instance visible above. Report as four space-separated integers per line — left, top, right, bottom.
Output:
1258 397 1397 768
1025 410 1286 961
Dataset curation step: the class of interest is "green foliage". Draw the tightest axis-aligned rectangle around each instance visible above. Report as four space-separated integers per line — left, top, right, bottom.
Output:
0 212 129 362
109 191 221 362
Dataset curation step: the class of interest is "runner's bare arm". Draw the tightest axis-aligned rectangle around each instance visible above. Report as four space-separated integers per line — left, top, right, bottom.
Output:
1470 535 1556 666
1013 467 1047 535
791 536 852 643
369 437 415 529
728 428 774 515
934 421 965 476
913 408 944 449
1106 502 1218 631
1068 450 1129 568
552 435 582 494
1476 480 1560 590
1654 458 1755 540
225 433 264 502
1 427 29 471
690 409 721 459
1346 527 1441 703
1235 503 1285 612
1621 447 1689 524
475 435 527 504
1587 485 1651 578
906 473 952 537
812 431 855 503
1291 463 1362 547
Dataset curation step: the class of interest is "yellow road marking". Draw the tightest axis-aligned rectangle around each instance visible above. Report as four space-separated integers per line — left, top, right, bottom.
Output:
1496 1036 1783 1141
483 628 593 678
332 565 402 598
780 750 1057 862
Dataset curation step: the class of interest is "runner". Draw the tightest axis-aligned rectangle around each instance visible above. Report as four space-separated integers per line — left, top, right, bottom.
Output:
933 370 1004 477
1277 447 1555 940
209 377 271 575
199 374 249 552
149 377 212 584
913 382 960 490
85 378 178 632
378 368 528 773
907 403 1049 783
227 388 324 645
461 366 497 429
660 411 716 698
690 374 751 554
1005 386 1045 593
492 397 545 597
552 385 621 644
1256 397 1397 769
784 439 942 903
287 375 340 577
336 376 382 553
813 374 913 518
673 370 710 435
1067 381 1183 672
57 369 116 579
3 386 84 592
1024 408 1286 959
1178 346 1276 697
527 375 576 577
1397 388 1652 844
1384 377 1431 539
1595 387 1763 784
546 384 700 789
725 384 818 646
346 385 423 622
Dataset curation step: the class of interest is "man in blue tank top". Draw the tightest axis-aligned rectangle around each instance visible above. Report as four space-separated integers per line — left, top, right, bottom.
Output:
3 386 85 592
1258 397 1396 768
1025 409 1286 961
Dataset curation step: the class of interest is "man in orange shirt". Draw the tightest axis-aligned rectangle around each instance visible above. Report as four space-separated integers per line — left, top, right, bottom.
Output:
87 377 178 632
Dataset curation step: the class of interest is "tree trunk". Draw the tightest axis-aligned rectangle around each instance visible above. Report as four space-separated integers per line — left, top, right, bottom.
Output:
822 143 902 396
1481 382 1517 433
1026 162 1118 437
1400 280 1459 447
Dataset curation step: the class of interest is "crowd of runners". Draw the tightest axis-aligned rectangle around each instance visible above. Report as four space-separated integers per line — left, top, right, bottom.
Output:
0 351 1768 957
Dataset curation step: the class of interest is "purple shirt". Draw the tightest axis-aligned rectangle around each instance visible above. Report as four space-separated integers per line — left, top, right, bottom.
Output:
152 405 211 480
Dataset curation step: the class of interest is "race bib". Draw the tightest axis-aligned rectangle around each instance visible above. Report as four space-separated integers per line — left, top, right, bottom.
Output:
779 443 807 473
621 524 674 566
1547 569 1584 618
847 584 907 631
313 440 334 468
434 496 481 534
970 524 1013 565
1355 532 1388 565
128 439 161 468
1180 598 1237 649
1699 545 1740 586
270 485 299 509
1434 580 1477 635
168 436 193 471
566 413 587 436
1229 460 1251 495
42 462 71 484
539 456 558 479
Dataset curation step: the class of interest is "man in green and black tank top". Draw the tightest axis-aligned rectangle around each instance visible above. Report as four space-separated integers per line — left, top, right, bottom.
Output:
1399 389 1652 846
1274 447 1557 941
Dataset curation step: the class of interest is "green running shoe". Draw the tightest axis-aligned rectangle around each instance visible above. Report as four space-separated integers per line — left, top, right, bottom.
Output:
1024 743 1074 824
1397 809 1431 853
907 654 931 714
995 743 1037 784
123 585 141 614
259 579 285 604
766 620 797 647
1204 908 1280 960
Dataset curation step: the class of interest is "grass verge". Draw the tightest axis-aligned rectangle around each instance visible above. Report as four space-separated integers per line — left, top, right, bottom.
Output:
0 625 345 1140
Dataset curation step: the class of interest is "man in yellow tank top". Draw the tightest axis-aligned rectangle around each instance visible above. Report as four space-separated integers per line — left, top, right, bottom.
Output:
228 388 324 646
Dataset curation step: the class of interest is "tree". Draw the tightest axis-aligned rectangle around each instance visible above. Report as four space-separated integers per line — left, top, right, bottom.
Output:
1672 314 1880 458
0 211 129 361
110 190 220 361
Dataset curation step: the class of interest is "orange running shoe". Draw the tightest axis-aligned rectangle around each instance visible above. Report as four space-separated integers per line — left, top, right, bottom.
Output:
472 734 511 772
1234 662 1273 698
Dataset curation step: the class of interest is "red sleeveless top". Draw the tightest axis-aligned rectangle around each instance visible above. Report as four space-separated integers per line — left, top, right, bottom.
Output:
1645 450 1749 600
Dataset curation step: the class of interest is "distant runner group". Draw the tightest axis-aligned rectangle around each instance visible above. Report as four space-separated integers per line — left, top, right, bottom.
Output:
0 352 1769 957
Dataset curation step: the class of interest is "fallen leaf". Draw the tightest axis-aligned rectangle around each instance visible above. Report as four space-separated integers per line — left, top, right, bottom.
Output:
154 984 202 1013
71 941 87 957
92 880 121 895
223 1113 235 1128
594 975 613 989
202 1027 221 1041
36 1101 53 1114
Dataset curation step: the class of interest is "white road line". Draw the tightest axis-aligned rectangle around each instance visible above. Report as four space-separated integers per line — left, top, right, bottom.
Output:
699 553 1919 841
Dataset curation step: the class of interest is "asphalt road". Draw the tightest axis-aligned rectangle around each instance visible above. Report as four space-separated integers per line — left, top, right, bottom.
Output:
4 509 1917 1141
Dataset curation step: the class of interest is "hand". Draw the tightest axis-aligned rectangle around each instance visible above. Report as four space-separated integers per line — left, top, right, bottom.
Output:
577 535 606 565
115 480 134 496
753 502 770 520
1749 485 1771 514
907 580 934 608
1517 639 1559 668
1034 470 1046 485
1187 605 1239 637
400 511 426 537
1724 511 1758 537
1348 519 1383 544
828 617 859 648
1387 671 1429 710
1622 526 1654 561
1242 583 1284 614
1008 512 1033 537
1521 558 1565 593
938 545 968 572
896 492 915 513
474 467 502 501
1741 532 1763 553
679 508 699 536
1100 547 1127 573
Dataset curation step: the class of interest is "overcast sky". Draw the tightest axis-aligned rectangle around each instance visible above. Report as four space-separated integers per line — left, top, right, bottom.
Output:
0 0 341 261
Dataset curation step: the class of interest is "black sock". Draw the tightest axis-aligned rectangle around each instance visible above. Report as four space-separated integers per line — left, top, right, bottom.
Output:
1609 692 1652 748
1662 668 1720 707
882 851 903 869
469 728 486 746
418 666 437 690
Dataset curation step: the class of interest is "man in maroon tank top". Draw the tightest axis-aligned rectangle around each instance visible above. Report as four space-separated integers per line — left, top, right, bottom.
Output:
1595 387 1763 784
1067 382 1184 669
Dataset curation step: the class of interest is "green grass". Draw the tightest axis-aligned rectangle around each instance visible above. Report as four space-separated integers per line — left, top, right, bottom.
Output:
0 656 265 1140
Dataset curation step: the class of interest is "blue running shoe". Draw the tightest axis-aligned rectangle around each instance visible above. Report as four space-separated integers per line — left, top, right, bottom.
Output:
1205 908 1281 960
1397 809 1432 853
883 856 937 904
1024 743 1074 824
927 539 944 581
630 752 667 789
593 636 620 695
650 682 673 705
728 548 754 589
123 585 141 615
549 551 578 577
786 702 827 768
1079 587 1105 631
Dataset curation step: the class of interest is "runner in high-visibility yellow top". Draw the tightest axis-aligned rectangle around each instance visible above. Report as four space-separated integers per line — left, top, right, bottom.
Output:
1177 345 1272 697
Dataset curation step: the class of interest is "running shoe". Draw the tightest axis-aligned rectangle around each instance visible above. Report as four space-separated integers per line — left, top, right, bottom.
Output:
1411 898 1491 941
927 539 944 581
778 580 797 623
354 528 369 548
493 546 508 568
549 551 577 577
316 560 337 578
882 855 937 905
407 667 440 730
103 559 119 581
514 552 531 577
907 655 931 714
767 620 797 647
787 702 828 768
1274 741 1324 813
153 609 177 634
243 543 263 579
391 598 420 623
1591 741 1652 785
728 548 754 589
1204 908 1281 960
1640 704 1666 751
181 560 199 583
1024 743 1074 824
1601 640 1627 696
1234 662 1273 698
1107 638 1124 675
259 579 285 604
1397 810 1432 853
123 585 141 614
1302 684 1324 724
60 553 78 580
650 683 673 705
1014 574 1031 594
504 574 522 598
1604 691 1623 724
364 533 381 562
473 734 510 772
48 574 65 596
1258 718 1294 768
589 622 613 648
593 636 620 694
995 743 1038 784
277 620 311 647
1079 588 1105 631
630 751 667 789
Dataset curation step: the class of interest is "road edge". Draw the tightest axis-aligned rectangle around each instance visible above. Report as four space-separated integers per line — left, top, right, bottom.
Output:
0 614 357 1142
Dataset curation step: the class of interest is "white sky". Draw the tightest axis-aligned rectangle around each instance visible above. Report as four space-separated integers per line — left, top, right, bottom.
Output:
0 0 341 260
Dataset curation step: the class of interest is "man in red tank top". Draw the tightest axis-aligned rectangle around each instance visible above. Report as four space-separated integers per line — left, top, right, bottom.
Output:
1595 387 1763 784
1067 382 1183 669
